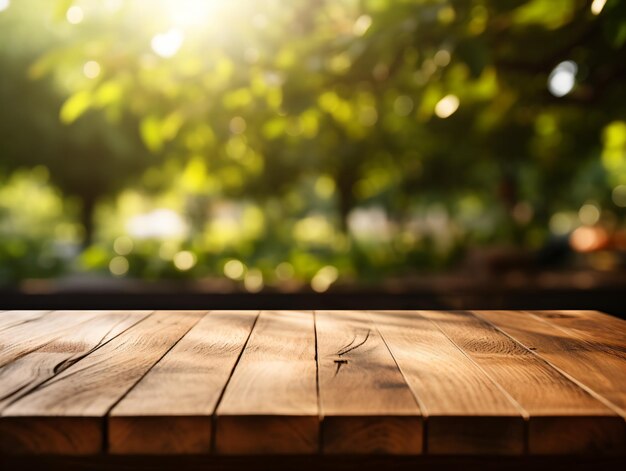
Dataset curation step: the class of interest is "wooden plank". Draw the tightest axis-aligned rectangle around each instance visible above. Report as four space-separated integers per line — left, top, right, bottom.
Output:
215 311 318 454
530 311 626 351
315 310 422 454
0 311 50 333
419 311 626 455
0 310 150 411
0 311 203 455
109 310 258 454
370 311 525 455
472 310 626 417
0 311 105 368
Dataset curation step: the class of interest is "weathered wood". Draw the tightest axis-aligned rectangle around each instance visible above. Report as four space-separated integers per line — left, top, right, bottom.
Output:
473 310 626 418
315 310 422 454
0 311 104 368
0 309 624 459
530 310 626 352
420 310 625 455
370 311 525 455
0 311 203 454
0 310 50 333
0 310 150 411
109 310 258 454
215 311 318 454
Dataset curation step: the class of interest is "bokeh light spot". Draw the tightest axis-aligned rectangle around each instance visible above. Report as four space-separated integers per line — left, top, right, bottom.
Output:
353 15 372 36
311 265 339 293
66 6 84 24
358 106 378 126
548 61 577 97
275 262 295 281
435 94 459 118
433 49 451 67
244 268 263 292
83 60 101 79
127 209 188 239
591 0 607 15
109 256 129 276
549 212 576 235
315 175 336 198
229 116 247 134
578 203 600 226
224 259 245 279
113 236 134 256
173 250 196 271
570 226 608 253
612 185 626 207
0 0 10 13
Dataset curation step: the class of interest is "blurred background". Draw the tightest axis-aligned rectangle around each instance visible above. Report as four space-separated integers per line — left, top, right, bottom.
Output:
1 0 626 309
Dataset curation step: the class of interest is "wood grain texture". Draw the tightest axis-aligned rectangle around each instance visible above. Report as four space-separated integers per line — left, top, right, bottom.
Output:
0 311 104 368
0 311 203 454
419 310 625 455
0 311 50 333
530 311 626 352
473 310 626 418
0 310 150 411
215 311 318 455
316 310 422 454
370 311 525 455
0 309 624 458
109 310 258 454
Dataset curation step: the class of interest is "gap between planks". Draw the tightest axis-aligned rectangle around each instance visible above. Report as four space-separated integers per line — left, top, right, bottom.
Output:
0 310 625 456
0 311 204 454
107 310 260 454
419 310 625 455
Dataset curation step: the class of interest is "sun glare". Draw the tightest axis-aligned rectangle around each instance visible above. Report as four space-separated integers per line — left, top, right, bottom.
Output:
151 29 184 58
147 1 238 57
165 0 225 28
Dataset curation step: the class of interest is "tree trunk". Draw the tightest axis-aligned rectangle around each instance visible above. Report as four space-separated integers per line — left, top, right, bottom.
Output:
81 196 96 248
337 165 356 234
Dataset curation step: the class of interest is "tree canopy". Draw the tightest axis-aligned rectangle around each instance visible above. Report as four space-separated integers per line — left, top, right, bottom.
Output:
1 0 625 289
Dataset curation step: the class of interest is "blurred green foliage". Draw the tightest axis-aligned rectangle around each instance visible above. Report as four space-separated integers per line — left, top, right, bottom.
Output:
0 0 625 289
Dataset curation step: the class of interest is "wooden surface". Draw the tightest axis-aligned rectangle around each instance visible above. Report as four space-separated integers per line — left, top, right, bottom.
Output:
419 310 624 454
215 311 318 454
110 310 257 454
474 310 626 417
370 310 525 455
0 310 624 457
316 310 422 454
0 311 201 454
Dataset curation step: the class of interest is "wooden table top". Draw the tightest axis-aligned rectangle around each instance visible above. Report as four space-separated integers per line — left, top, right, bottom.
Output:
0 310 624 458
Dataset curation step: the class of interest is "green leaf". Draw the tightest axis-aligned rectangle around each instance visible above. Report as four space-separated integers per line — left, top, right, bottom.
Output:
512 0 576 29
140 116 164 153
59 90 92 124
94 81 123 108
